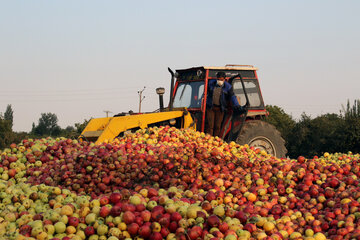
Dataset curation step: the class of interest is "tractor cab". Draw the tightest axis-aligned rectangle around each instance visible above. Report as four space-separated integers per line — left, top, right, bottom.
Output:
171 65 267 140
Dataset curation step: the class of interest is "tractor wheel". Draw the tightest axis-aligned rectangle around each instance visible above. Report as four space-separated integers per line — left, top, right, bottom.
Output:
236 120 287 158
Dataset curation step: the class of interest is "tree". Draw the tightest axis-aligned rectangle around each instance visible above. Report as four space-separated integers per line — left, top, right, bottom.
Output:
0 113 13 149
340 99 360 153
341 99 360 119
264 105 296 155
285 112 347 158
307 113 344 156
32 113 61 137
265 105 296 138
61 126 77 138
75 119 90 134
59 119 90 139
4 104 13 129
64 126 75 132
286 113 313 158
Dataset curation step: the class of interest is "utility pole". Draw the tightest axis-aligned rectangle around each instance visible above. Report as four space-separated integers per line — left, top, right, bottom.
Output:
104 110 112 118
138 86 146 113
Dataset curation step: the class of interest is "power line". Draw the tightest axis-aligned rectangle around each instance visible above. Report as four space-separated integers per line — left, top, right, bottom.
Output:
0 86 139 93
0 89 137 97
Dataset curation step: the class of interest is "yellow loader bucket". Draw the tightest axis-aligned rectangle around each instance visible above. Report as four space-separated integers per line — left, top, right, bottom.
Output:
80 110 195 144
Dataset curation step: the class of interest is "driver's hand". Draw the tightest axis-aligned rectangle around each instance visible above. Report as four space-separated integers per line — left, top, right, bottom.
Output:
234 105 246 115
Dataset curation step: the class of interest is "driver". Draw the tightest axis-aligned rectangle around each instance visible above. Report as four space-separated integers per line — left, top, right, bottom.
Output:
206 71 245 137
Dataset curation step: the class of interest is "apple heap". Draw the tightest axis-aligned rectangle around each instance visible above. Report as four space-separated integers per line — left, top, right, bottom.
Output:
22 126 265 196
0 126 360 240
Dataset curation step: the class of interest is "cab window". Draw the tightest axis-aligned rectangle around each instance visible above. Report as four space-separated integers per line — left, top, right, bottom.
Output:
232 80 262 107
173 82 204 108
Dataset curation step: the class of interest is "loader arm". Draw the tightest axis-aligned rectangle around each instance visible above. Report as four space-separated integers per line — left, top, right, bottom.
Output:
80 110 195 144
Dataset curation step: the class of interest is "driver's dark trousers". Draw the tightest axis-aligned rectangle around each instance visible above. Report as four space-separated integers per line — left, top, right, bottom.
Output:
206 105 224 137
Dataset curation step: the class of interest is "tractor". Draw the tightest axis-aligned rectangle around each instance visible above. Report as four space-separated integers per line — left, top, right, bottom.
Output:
80 64 287 158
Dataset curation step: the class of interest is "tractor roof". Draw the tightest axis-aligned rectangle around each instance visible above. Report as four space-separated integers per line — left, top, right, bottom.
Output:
176 64 258 72
204 65 258 71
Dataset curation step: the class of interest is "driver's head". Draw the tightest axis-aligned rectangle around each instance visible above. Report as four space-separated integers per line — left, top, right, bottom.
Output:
216 72 226 86
216 71 226 80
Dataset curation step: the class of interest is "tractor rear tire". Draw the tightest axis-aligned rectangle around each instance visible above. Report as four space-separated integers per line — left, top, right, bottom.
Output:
236 120 287 158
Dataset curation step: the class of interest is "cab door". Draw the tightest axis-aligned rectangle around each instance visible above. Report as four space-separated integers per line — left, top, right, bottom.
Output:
172 80 206 132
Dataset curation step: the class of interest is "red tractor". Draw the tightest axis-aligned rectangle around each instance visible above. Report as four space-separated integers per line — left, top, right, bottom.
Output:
168 64 287 158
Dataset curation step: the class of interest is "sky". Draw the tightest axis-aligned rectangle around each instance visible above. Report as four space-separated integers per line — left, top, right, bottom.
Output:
1 1 359 132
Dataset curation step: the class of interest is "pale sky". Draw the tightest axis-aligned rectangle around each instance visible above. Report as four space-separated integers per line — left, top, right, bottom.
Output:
1 1 359 132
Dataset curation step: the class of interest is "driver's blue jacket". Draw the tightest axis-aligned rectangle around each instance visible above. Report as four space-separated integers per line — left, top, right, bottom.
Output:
206 79 240 112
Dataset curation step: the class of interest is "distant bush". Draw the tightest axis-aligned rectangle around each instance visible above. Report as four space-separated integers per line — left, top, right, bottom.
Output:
266 99 360 158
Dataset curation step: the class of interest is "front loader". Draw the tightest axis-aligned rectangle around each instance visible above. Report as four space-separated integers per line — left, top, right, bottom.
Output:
80 65 287 158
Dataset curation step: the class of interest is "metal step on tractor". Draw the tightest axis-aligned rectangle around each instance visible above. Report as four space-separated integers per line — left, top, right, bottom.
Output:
80 64 287 158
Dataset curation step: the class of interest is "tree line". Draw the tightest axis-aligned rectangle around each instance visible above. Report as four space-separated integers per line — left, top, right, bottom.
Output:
265 99 360 158
0 105 89 149
1 100 360 158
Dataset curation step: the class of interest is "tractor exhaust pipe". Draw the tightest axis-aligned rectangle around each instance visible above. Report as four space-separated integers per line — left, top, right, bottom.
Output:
168 67 175 111
156 87 165 112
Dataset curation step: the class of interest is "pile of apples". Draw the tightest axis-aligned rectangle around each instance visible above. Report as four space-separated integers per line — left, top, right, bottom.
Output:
0 126 360 240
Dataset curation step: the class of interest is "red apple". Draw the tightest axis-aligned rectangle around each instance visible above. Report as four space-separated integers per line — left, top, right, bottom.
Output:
123 211 136 224
139 225 152 238
109 192 122 204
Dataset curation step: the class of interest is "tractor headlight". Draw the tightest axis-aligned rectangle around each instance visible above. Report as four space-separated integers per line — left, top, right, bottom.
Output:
156 87 165 95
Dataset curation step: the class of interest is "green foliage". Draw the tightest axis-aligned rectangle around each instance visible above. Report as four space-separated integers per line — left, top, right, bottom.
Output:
31 113 61 137
0 104 17 149
75 119 90 134
28 113 89 140
0 108 88 149
287 113 344 158
340 99 360 153
0 113 13 149
264 105 296 156
265 105 296 140
265 99 360 158
264 100 360 158
342 99 360 119
4 104 13 130
59 119 90 139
